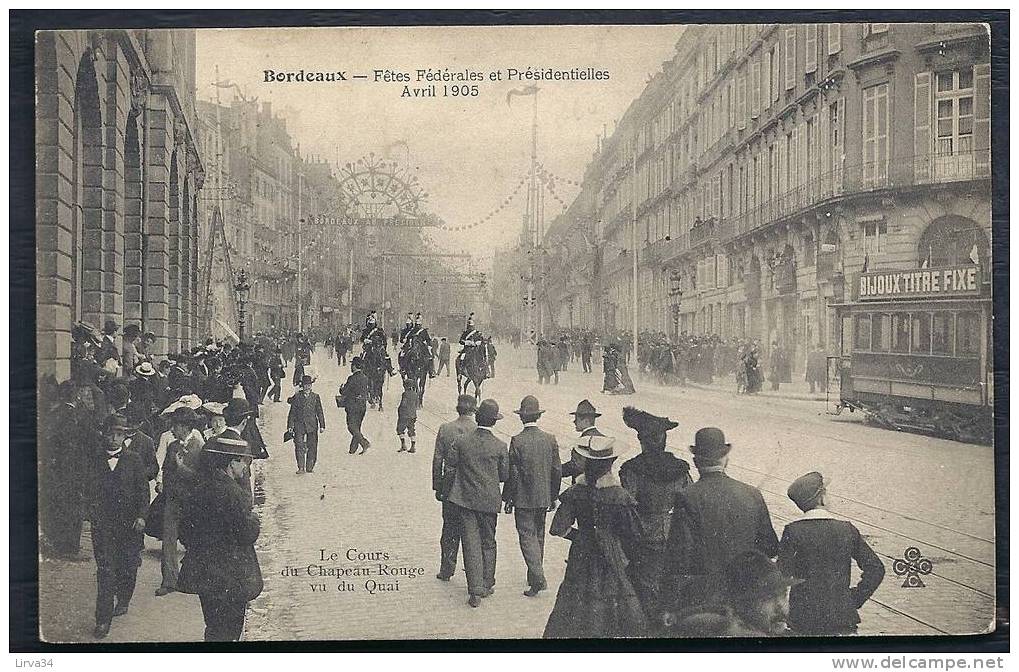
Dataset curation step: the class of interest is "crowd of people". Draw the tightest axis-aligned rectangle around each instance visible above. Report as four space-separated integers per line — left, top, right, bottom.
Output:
431 395 886 637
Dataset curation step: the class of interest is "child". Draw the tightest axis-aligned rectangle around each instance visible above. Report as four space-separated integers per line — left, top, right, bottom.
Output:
777 471 885 635
396 379 419 453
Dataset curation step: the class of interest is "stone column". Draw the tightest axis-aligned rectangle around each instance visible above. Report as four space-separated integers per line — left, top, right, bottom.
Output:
142 94 173 358
123 70 148 326
98 36 129 327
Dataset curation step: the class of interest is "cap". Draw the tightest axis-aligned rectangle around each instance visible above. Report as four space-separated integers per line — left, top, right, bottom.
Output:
787 471 826 507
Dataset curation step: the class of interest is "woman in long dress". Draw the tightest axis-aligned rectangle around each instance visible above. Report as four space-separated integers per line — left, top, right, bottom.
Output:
543 436 648 638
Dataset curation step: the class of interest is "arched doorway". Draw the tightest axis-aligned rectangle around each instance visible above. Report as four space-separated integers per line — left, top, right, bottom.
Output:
917 215 989 268
73 52 103 326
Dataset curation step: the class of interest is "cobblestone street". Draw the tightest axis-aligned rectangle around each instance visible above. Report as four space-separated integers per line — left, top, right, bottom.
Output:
38 346 995 642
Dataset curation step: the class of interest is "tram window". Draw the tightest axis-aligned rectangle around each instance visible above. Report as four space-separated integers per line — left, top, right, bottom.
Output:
870 314 890 351
956 311 980 356
931 313 955 355
911 313 932 354
892 314 910 352
854 314 872 351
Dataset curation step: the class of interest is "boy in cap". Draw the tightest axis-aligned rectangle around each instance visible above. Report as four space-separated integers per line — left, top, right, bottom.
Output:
86 414 150 638
396 378 419 453
778 472 885 635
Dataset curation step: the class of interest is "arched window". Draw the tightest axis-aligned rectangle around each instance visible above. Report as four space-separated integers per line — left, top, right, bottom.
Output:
72 53 103 323
917 216 989 268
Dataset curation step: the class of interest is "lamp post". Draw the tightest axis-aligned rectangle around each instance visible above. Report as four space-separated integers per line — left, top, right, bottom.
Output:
235 268 251 342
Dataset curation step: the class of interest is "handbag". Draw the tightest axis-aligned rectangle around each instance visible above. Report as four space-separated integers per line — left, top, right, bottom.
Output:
144 491 167 540
283 428 294 443
335 394 345 408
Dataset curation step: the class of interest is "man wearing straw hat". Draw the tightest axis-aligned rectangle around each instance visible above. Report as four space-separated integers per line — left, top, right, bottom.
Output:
503 395 561 597
445 399 509 608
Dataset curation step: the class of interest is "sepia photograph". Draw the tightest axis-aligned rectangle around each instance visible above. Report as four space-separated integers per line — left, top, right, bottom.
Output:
22 15 1002 647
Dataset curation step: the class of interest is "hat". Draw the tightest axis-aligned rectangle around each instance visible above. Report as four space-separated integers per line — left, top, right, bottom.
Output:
160 394 203 416
202 428 251 459
723 550 803 602
351 356 363 369
456 394 477 413
575 435 620 461
300 374 314 385
102 413 131 434
201 401 227 417
514 395 544 417
787 471 826 507
569 399 601 418
73 321 104 345
123 401 151 428
168 406 199 427
475 398 503 424
124 324 141 338
690 427 731 460
623 406 679 434
224 398 256 424
103 319 119 334
134 361 156 377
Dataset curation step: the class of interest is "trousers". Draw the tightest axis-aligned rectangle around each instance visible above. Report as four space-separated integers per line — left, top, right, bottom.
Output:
345 406 369 453
438 500 461 578
514 508 548 589
160 498 181 589
92 526 141 625
457 505 498 596
268 375 282 402
436 358 450 377
294 427 319 471
199 593 248 641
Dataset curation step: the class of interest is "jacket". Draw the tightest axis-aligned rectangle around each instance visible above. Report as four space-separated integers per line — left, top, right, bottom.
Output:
778 509 885 634
87 449 150 533
178 468 263 601
124 430 159 482
662 471 779 608
619 450 692 544
503 425 561 509
340 371 369 410
432 415 477 493
397 390 418 420
438 341 451 360
288 390 326 432
446 428 509 513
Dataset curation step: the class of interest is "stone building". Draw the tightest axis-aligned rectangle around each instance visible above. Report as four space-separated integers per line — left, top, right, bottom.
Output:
37 29 205 380
544 22 990 370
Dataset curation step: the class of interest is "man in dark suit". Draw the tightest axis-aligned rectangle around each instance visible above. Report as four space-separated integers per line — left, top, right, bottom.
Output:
445 399 509 607
561 399 604 483
287 374 326 474
86 414 150 639
436 338 451 377
661 427 779 614
123 403 159 482
778 472 885 635
97 319 121 372
339 357 371 455
432 394 477 581
503 396 561 597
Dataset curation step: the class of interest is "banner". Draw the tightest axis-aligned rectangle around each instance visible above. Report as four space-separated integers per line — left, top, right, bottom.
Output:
857 266 981 301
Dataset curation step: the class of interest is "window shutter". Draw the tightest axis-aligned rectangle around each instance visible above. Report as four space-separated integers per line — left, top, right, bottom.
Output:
751 58 761 118
974 62 990 177
819 97 831 197
806 24 818 73
827 23 841 54
764 49 772 109
798 120 808 206
913 72 933 182
738 70 747 129
773 47 781 103
785 27 796 90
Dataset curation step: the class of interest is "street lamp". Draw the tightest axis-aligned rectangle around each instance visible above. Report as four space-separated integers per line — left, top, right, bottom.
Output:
235 268 251 342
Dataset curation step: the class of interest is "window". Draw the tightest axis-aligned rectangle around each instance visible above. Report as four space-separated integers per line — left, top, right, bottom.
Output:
863 23 890 51
911 313 931 353
751 58 761 118
932 313 955 355
854 314 872 350
956 311 981 355
872 314 891 352
784 27 796 90
806 24 818 74
771 44 781 104
862 83 890 187
892 314 910 352
829 101 842 175
861 220 887 255
935 69 975 159
827 23 842 54
764 49 773 108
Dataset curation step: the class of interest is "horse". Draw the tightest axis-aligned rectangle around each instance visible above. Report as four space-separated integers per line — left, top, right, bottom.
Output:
360 342 390 411
399 338 432 405
456 345 489 401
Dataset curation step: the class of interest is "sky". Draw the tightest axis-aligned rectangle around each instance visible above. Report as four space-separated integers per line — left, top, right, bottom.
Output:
196 25 683 269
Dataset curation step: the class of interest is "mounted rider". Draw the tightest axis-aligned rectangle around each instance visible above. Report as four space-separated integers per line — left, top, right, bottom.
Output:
458 313 484 369
360 311 389 354
400 312 435 377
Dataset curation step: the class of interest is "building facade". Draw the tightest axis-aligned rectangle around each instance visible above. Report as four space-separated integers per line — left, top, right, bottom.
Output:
545 22 990 370
37 29 205 380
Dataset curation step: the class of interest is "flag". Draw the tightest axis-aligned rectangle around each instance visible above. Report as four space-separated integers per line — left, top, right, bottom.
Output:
506 85 540 106
861 253 869 274
921 245 932 269
969 244 980 265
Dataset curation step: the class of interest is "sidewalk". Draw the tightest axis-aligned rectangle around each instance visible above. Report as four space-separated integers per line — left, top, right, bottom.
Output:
645 372 830 403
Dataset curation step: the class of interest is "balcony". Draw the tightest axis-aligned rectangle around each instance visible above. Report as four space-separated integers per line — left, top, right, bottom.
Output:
688 218 718 248
718 148 989 243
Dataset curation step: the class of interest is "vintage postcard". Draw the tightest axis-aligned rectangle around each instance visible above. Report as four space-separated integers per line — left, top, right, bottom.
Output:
32 20 998 644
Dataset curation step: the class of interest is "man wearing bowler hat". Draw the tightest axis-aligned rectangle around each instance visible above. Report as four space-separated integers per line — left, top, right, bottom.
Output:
287 374 326 474
432 394 477 581
445 398 509 607
660 427 779 615
778 472 885 635
561 399 604 483
503 396 562 597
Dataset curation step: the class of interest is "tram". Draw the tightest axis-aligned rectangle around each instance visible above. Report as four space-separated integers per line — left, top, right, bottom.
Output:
829 264 993 444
